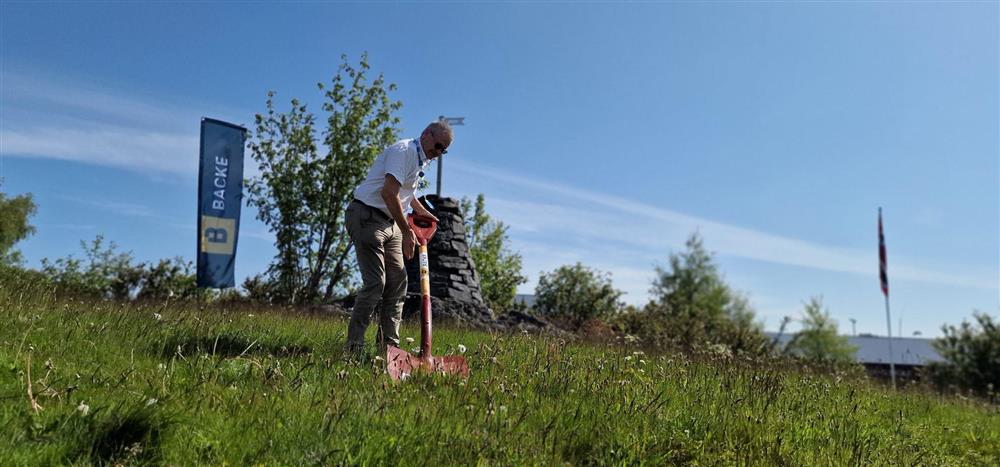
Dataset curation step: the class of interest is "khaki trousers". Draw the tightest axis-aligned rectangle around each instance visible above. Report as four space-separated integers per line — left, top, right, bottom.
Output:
344 200 407 354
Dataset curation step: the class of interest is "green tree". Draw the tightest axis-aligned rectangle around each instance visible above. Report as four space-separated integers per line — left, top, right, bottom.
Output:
0 183 37 266
623 233 766 354
926 312 999 398
460 194 526 311
784 296 858 363
246 53 402 304
534 263 623 328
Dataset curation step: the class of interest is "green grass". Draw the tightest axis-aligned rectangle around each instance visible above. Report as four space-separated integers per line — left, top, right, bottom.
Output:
2 274 998 465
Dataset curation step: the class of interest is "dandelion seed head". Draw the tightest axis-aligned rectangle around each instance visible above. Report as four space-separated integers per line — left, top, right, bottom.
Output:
76 402 90 416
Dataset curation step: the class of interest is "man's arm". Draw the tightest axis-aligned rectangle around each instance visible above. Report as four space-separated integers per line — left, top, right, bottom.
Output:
381 174 418 259
410 198 438 222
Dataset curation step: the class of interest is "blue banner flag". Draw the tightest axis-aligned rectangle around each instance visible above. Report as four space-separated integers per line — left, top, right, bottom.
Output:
197 118 246 288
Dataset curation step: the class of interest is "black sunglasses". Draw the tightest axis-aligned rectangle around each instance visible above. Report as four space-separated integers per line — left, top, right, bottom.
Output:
434 142 448 155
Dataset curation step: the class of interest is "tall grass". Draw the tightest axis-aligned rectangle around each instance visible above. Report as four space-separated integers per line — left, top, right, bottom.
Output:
2 267 997 465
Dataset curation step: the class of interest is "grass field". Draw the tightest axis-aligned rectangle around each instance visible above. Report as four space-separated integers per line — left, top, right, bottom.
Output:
2 275 998 465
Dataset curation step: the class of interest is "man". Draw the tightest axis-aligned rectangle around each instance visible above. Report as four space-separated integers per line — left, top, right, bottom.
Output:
344 121 453 356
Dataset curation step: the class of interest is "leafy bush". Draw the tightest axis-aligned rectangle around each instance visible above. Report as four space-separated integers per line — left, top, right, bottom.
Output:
533 263 623 328
0 184 37 266
783 296 858 364
925 312 999 398
136 257 199 300
616 233 768 355
38 235 200 301
40 235 143 300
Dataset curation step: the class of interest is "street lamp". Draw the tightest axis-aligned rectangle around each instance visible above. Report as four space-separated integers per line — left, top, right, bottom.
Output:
436 115 465 197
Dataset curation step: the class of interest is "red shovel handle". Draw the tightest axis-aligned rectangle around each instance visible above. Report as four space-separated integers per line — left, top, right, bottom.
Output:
407 214 438 245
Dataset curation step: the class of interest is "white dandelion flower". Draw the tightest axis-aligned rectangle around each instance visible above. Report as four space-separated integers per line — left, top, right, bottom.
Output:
76 402 90 416
153 313 162 321
457 344 467 354
405 337 414 344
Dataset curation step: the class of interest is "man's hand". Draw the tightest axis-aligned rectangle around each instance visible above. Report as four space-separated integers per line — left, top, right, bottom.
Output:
402 227 418 260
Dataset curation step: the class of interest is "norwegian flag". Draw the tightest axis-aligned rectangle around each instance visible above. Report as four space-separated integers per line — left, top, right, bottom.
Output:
878 208 889 297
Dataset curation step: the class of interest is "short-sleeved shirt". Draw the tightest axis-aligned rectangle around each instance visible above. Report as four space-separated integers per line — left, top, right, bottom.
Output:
352 138 431 217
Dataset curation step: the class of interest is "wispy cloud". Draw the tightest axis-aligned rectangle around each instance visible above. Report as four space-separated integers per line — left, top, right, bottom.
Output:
3 124 199 174
450 160 998 292
59 196 163 219
1 68 247 176
37 223 97 231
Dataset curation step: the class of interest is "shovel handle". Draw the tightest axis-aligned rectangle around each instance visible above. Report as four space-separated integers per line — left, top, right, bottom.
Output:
419 243 432 359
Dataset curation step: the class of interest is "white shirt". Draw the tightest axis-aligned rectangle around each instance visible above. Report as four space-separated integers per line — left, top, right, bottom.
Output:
353 138 431 216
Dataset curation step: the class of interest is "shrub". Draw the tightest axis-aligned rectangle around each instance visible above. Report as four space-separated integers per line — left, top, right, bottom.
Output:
783 296 858 364
925 312 999 398
616 233 768 355
0 184 37 266
533 263 623 329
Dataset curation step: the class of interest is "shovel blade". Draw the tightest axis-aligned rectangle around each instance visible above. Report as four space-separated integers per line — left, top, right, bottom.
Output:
386 346 422 381
434 355 470 377
386 346 469 381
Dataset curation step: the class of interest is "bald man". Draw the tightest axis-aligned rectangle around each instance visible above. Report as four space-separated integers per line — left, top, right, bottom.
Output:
344 121 453 356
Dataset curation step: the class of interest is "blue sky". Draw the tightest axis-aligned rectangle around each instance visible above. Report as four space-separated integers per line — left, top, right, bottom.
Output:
2 2 997 337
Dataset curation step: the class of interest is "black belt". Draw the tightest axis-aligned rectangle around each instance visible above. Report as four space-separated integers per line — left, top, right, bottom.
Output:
352 199 391 221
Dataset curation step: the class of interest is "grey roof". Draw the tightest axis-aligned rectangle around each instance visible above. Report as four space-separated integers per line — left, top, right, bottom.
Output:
514 294 537 308
766 332 944 365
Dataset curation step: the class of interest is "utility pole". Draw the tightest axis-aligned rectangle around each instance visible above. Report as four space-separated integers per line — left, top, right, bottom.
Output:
436 115 465 197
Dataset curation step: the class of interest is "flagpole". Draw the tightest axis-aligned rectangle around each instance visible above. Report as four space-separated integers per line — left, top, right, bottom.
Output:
884 292 896 389
879 207 897 389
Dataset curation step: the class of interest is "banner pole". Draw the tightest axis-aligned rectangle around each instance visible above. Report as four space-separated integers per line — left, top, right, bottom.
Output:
885 293 896 389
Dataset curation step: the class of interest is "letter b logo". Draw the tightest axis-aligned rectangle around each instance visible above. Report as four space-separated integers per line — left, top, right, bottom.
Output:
200 216 236 255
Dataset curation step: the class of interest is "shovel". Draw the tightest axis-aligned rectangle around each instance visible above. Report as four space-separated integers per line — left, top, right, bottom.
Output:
386 213 469 381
